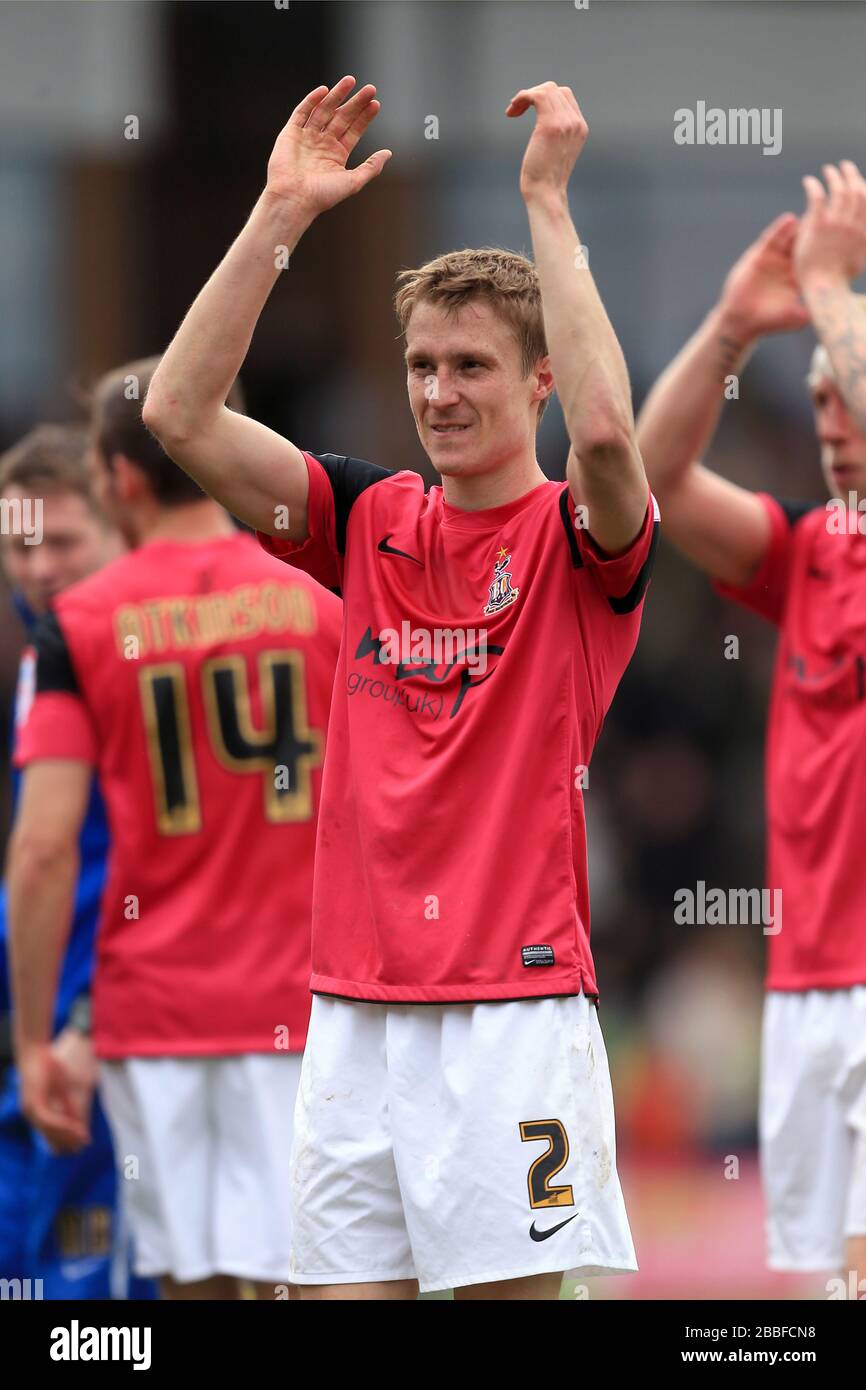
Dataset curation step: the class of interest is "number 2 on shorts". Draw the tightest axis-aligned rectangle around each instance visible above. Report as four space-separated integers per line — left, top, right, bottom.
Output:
519 1118 574 1209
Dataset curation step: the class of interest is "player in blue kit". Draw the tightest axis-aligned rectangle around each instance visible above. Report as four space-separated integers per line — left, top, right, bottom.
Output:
0 423 156 1299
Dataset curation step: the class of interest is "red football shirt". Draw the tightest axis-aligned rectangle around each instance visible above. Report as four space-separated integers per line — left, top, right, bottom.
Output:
15 532 342 1056
257 451 659 1003
715 493 866 989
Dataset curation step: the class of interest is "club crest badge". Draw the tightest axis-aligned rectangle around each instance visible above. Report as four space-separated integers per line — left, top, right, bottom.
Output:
484 545 520 615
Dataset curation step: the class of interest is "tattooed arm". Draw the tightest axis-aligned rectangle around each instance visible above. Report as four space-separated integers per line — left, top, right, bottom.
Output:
636 215 809 585
796 161 866 434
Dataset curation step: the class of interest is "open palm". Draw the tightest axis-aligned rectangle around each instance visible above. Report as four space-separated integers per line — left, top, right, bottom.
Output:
721 213 811 339
266 76 391 215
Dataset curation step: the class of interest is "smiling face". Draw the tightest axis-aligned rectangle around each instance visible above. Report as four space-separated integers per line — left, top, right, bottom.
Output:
0 485 116 615
809 352 866 505
404 298 552 481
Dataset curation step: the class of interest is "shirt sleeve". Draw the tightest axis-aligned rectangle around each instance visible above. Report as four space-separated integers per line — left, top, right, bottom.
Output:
561 484 660 614
256 450 391 587
712 493 812 626
13 611 98 767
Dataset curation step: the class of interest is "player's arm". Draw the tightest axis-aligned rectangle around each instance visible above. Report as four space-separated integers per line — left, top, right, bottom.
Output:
510 83 646 553
795 161 866 434
636 214 811 586
143 77 391 540
7 758 92 1151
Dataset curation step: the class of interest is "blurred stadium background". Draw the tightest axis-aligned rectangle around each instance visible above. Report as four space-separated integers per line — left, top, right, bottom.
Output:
3 0 863 1299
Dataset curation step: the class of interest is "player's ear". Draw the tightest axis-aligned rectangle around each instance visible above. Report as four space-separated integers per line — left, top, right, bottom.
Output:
112 453 143 502
533 354 555 403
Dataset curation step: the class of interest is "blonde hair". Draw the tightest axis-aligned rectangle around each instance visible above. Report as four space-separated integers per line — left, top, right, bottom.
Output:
394 247 551 422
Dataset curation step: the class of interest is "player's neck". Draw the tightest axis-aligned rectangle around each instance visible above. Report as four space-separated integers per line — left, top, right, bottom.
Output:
138 501 237 545
440 456 547 512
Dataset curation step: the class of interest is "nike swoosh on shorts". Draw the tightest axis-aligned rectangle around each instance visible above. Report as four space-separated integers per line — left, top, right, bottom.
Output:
529 1213 579 1242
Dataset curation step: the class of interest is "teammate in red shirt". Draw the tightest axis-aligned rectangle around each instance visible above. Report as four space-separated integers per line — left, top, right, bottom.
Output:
145 79 658 1299
637 163 866 1287
9 358 342 1299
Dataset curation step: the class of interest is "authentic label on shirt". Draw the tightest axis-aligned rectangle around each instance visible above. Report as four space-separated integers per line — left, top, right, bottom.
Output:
522 944 555 968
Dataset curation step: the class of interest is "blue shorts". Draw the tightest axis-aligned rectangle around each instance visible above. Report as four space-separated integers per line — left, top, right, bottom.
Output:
0 1065 156 1299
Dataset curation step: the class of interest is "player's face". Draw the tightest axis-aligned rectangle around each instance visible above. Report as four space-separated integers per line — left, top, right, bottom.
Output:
812 374 866 504
404 299 547 478
0 486 116 615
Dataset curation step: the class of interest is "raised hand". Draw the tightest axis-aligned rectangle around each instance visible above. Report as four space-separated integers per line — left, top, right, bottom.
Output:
794 160 866 291
719 213 811 342
266 77 392 216
506 81 588 201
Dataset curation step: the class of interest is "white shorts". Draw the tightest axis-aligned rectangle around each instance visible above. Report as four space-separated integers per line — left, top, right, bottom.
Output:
290 993 637 1293
760 986 866 1271
99 1053 302 1284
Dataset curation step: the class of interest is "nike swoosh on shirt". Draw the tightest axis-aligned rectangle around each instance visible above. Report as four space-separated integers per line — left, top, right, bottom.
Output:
529 1213 579 1242
60 1256 106 1280
377 535 424 567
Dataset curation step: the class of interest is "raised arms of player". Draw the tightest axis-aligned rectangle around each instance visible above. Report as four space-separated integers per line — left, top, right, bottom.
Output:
509 83 647 554
795 161 866 435
636 215 810 586
7 758 92 1151
143 78 391 540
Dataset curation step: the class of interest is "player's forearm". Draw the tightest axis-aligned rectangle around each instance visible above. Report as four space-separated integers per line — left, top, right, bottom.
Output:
526 190 634 453
801 275 866 435
146 192 314 440
636 302 754 497
7 838 79 1051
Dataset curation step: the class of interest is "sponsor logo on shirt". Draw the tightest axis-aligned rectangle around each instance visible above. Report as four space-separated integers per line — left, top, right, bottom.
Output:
349 625 504 720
